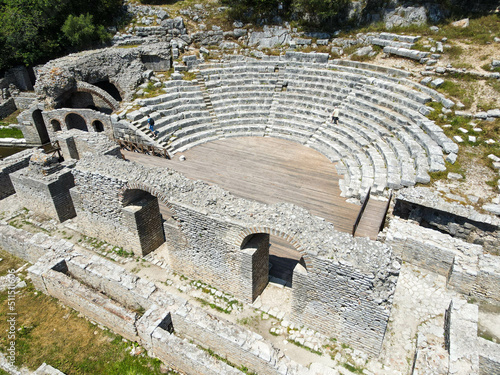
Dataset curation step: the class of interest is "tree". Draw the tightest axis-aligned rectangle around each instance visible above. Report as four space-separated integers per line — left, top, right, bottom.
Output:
0 0 121 72
62 13 108 49
291 0 350 28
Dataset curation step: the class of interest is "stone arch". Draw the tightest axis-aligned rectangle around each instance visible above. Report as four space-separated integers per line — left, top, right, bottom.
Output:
65 113 88 131
76 81 119 111
51 119 62 132
32 109 50 144
237 227 310 303
92 120 104 132
236 227 312 270
93 79 123 102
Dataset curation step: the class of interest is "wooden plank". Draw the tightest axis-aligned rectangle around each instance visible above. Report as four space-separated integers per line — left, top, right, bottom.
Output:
123 136 381 237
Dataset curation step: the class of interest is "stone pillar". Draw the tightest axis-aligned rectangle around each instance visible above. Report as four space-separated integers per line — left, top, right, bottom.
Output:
122 194 165 257
10 150 76 222
240 233 269 303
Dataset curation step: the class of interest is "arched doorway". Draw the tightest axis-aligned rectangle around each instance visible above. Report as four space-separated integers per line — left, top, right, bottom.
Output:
51 119 61 132
92 120 104 132
65 113 88 131
32 109 50 144
240 231 307 303
269 235 306 286
122 189 165 256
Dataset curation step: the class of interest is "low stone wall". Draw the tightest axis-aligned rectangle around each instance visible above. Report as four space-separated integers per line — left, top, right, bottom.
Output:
23 229 315 375
0 98 16 120
0 149 32 200
444 298 479 375
56 130 121 161
385 217 481 295
394 187 500 254
479 337 500 375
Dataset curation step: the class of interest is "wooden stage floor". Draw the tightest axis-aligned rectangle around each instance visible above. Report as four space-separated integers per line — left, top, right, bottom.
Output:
123 137 387 283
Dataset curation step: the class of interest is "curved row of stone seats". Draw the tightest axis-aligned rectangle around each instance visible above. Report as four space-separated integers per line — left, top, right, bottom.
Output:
329 60 455 108
155 57 453 198
280 72 443 175
132 80 214 145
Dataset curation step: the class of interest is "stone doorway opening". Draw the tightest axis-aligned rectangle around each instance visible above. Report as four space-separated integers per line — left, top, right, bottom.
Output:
32 109 50 144
240 232 307 304
269 235 306 287
121 188 165 256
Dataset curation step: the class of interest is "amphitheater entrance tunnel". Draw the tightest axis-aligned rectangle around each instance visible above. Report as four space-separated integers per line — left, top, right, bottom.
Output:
122 189 165 256
240 233 306 303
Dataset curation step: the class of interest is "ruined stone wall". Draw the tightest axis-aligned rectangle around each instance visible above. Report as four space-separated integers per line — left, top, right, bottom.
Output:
10 161 76 223
394 187 500 254
479 338 500 375
444 298 480 375
66 153 398 355
0 149 32 200
385 217 482 294
473 254 500 304
56 130 122 161
291 254 397 356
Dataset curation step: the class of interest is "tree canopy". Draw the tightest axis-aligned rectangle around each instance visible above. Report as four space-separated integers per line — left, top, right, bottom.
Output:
0 0 122 72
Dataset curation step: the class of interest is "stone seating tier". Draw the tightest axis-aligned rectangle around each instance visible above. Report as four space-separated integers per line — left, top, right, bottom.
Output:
134 58 455 198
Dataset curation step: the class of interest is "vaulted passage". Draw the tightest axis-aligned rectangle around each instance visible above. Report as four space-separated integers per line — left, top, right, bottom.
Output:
93 79 122 102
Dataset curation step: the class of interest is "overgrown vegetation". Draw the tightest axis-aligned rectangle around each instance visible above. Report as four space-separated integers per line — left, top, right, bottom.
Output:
0 127 23 139
0 249 173 374
0 0 123 72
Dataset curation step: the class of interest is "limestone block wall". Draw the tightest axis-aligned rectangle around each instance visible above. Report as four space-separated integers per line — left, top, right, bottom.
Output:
478 337 500 375
166 203 246 298
473 254 500 304
444 298 480 375
394 187 500 253
10 165 76 222
291 256 397 356
385 217 500 305
0 149 32 200
0 98 16 119
42 108 114 140
385 217 481 294
0 225 73 264
56 130 122 161
65 154 399 356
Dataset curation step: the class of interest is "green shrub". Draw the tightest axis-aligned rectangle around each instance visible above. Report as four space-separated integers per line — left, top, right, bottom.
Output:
62 13 109 49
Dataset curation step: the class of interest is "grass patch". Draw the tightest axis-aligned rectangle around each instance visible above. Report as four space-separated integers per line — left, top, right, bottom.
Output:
0 126 24 139
182 71 197 81
438 80 474 109
0 249 27 276
290 339 322 356
0 110 20 126
0 274 171 374
342 362 364 374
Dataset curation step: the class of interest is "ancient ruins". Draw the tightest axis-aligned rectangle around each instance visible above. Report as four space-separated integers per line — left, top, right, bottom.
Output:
0 2 499 374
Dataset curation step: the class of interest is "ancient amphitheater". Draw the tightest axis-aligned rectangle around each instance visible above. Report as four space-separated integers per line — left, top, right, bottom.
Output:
0 11 499 375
